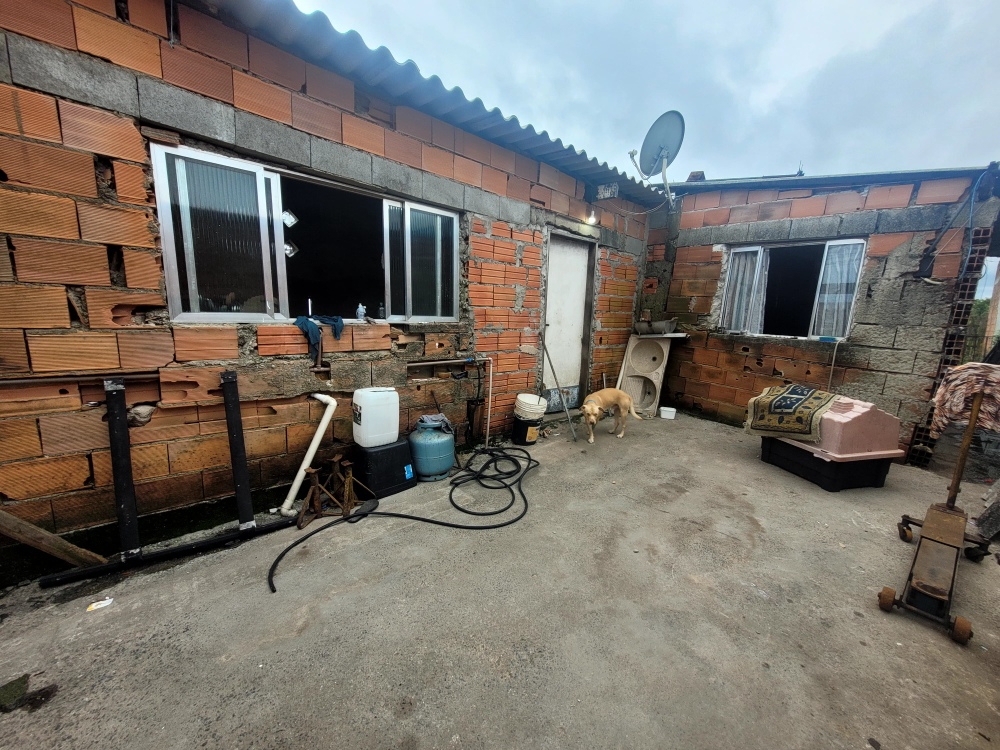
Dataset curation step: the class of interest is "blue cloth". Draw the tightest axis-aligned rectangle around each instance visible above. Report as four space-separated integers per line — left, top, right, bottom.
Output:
294 315 344 359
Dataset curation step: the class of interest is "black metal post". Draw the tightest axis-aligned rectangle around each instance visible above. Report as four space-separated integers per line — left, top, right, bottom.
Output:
104 378 141 559
221 371 255 530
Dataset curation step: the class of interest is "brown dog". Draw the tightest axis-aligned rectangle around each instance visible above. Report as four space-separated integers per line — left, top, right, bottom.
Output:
579 388 642 444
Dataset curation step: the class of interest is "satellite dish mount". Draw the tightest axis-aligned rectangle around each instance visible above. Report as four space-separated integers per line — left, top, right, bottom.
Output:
629 110 685 208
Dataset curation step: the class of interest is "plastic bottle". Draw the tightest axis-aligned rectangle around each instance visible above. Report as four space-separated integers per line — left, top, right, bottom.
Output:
378 302 386 319
356 302 366 319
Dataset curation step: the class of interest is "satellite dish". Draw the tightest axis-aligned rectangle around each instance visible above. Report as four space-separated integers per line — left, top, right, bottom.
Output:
629 110 685 207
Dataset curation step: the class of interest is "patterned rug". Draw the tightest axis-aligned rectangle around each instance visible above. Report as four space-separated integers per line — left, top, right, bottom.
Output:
745 384 838 442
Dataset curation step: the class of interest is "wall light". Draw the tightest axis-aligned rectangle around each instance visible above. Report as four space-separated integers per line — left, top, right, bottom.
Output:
281 210 299 228
586 209 597 225
284 241 300 257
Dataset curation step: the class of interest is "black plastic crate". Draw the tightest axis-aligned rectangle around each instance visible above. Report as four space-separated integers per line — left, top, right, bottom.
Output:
352 438 418 500
760 437 892 492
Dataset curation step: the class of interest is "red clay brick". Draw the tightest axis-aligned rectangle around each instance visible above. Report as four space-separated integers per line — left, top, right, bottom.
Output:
75 0 115 14
719 189 749 207
128 0 168 36
248 36 305 90
679 211 704 229
453 155 482 187
550 191 570 215
0 84 61 142
342 114 384 156
0 0 76 49
489 143 516 173
866 232 913 258
178 4 247 68
0 190 79 239
789 195 827 218
0 285 70 330
28 331 120 372
121 248 160 289
0 418 41 461
506 175 530 203
92 442 169 486
74 6 161 76
78 202 155 247
431 118 454 151
865 184 912 210
757 201 791 221
0 454 91 500
38 408 110 454
117 329 174 368
114 161 149 204
746 189 778 204
823 191 864 214
0 330 29 373
777 189 811 199
422 144 453 178
932 251 961 278
537 162 561 190
173 327 239 361
702 207 730 226
395 107 433 142
514 153 538 182
529 184 551 209
0 383 81 418
915 178 971 205
728 203 759 223
384 130 421 169
693 191 721 210
480 165 507 196
160 42 234 102
86 288 164 327
305 63 353 109
59 100 147 161
13 238 110 286
234 71 291 124
459 132 491 165
291 94 342 142
0 137 97 197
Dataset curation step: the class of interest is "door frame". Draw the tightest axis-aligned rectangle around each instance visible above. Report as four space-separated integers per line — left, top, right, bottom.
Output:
540 228 598 408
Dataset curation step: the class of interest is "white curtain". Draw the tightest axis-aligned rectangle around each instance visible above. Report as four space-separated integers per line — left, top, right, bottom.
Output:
721 249 760 332
811 241 865 338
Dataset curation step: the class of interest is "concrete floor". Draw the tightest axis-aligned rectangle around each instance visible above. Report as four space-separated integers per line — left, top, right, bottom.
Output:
2 414 999 749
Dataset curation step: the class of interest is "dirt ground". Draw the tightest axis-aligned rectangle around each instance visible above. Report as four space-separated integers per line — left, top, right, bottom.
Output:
1 413 998 749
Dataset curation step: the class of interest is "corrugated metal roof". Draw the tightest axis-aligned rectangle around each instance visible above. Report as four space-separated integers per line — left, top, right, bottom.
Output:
206 0 662 206
671 166 990 194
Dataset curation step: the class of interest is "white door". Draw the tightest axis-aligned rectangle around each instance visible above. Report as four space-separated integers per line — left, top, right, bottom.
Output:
542 235 590 412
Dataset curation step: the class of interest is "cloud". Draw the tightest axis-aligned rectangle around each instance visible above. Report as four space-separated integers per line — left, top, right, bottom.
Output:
294 0 998 181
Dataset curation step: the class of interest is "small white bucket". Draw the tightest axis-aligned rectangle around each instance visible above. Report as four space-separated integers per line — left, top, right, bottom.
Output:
514 393 547 420
659 407 676 419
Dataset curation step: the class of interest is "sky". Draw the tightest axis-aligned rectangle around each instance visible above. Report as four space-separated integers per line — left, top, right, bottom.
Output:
291 0 998 184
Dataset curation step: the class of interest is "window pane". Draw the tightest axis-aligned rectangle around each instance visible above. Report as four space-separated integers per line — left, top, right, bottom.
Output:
721 250 759 332
166 153 266 314
439 215 455 316
410 209 441 316
811 241 865 338
387 203 405 316
265 176 281 317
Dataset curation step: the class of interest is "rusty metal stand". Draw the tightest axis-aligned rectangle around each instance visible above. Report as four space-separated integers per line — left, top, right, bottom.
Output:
879 390 987 644
296 456 359 529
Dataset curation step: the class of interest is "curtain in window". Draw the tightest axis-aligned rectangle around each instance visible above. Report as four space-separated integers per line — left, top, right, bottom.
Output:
721 250 760 332
167 154 267 314
811 241 865 338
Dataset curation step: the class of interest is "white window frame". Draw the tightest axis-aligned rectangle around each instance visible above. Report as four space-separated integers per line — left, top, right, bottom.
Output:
152 144 460 324
719 238 867 340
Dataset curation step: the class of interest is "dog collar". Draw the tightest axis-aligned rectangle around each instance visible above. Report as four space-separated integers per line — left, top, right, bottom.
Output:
584 399 599 405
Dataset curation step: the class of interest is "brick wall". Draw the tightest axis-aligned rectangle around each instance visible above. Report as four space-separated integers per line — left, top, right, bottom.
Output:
642 178 1000 452
0 0 650 542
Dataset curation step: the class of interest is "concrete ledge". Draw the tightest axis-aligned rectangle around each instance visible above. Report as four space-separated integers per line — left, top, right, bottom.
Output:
310 136 372 186
838 211 878 236
371 155 421 199
711 223 750 244
234 111 309 167
875 205 951 233
675 226 713 247
789 215 841 239
498 196 530 225
464 186 500 217
420 173 463 210
8 34 138 115
747 219 792 243
138 78 235 145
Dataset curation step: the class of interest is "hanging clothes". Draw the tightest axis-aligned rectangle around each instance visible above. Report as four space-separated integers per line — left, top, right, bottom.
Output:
929 362 1000 438
294 315 344 359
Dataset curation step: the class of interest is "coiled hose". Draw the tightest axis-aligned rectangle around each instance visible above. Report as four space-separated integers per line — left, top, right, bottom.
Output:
267 446 539 592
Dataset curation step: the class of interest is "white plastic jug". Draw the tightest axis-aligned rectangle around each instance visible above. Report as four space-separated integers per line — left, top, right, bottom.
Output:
352 387 400 447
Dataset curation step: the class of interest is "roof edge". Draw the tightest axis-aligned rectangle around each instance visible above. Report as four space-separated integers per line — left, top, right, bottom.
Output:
672 166 991 194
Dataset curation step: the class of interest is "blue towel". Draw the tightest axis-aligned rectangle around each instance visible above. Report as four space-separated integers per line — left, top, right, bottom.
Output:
294 315 344 359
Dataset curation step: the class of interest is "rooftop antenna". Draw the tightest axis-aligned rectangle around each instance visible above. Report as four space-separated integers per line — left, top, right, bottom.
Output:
628 110 685 208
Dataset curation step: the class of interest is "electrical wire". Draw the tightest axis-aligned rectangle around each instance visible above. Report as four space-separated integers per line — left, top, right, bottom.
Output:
267 446 539 592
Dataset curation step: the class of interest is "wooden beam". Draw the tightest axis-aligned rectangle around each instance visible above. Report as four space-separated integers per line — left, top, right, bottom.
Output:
0 510 107 567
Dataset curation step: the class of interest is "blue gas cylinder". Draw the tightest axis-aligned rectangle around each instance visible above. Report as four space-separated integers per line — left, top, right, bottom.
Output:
408 416 455 481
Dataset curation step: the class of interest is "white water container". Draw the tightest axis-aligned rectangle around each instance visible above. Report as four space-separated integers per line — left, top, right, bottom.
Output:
352 387 400 447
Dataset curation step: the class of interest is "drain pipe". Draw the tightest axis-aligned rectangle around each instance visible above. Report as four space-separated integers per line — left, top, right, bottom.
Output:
278 393 337 517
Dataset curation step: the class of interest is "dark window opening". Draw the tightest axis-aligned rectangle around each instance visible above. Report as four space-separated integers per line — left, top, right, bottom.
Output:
761 244 825 336
280 178 385 320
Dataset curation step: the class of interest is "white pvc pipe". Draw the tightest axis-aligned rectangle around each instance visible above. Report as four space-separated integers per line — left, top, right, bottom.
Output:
484 356 493 445
278 393 337 517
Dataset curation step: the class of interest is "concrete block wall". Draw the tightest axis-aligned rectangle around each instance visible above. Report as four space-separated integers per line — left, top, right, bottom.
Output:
642 178 1000 452
0 0 651 543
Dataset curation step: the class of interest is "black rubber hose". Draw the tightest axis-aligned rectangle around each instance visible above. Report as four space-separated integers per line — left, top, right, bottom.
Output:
267 446 538 592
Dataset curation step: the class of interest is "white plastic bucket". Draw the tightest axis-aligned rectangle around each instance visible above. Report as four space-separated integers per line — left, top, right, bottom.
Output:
352 387 400 447
514 393 547 420
659 407 676 419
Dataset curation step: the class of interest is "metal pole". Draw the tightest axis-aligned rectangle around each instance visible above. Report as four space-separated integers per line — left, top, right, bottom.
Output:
539 335 577 442
104 378 141 559
220 371 255 530
946 389 985 508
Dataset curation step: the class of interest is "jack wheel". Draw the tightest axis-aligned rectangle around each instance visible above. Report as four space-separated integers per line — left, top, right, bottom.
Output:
950 616 973 645
878 586 896 612
897 523 913 543
964 547 988 563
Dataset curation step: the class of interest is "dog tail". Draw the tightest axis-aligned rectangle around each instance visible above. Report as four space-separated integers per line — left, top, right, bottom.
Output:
629 402 643 420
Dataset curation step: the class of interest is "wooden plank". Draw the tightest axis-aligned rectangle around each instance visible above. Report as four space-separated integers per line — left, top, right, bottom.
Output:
0 508 107 566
